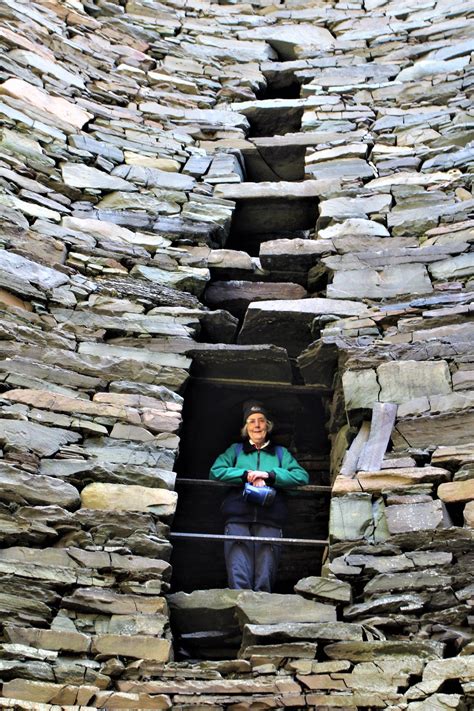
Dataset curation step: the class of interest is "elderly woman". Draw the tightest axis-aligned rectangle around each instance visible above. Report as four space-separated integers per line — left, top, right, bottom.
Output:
209 401 309 592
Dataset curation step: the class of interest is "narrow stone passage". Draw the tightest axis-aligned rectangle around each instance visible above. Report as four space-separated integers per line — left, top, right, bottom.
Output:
0 0 472 707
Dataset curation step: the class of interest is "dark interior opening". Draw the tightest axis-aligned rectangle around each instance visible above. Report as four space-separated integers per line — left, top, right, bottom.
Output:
241 142 306 183
171 378 330 594
260 80 301 100
246 105 304 138
226 200 318 256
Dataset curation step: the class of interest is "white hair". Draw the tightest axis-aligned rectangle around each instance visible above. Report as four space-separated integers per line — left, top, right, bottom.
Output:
241 417 274 439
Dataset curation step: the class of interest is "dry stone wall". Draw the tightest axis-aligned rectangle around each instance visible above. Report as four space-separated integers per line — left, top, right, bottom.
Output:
0 0 473 708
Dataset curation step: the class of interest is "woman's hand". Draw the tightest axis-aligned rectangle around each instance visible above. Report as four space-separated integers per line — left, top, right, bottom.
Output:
247 471 269 487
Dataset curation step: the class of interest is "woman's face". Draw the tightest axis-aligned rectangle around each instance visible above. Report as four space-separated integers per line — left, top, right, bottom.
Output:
246 413 268 445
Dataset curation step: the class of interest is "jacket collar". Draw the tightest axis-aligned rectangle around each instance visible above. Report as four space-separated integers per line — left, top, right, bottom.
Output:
242 439 277 454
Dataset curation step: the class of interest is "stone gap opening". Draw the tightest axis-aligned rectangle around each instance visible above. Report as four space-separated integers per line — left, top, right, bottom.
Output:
225 196 318 256
241 140 306 183
258 77 301 101
171 379 330 594
245 104 303 138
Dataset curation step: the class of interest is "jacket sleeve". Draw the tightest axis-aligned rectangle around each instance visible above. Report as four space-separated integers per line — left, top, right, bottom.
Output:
272 448 309 488
209 444 247 485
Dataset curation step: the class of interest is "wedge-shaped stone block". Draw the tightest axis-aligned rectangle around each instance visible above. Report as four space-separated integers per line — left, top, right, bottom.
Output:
423 655 474 686
319 194 392 221
294 577 352 604
343 593 426 620
131 264 209 298
318 219 389 240
81 483 177 517
0 464 80 509
377 360 452 404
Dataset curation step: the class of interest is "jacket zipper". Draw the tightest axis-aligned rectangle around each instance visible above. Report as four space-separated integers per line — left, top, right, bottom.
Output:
254 449 261 522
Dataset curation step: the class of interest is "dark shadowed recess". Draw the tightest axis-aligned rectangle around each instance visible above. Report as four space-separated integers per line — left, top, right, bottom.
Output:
171 379 330 593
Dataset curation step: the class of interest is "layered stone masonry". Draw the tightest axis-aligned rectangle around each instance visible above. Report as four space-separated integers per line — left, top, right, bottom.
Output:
0 0 473 708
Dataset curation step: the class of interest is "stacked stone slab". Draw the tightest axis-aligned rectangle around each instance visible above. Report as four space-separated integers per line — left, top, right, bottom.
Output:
0 0 473 708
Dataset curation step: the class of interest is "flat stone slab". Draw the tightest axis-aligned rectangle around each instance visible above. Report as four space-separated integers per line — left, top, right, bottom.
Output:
0 78 93 130
385 500 451 534
0 250 69 290
242 622 363 648
92 634 171 661
318 218 390 240
237 24 336 60
324 640 444 662
332 467 450 496
329 494 375 543
4 626 91 653
377 360 452 404
0 421 80 457
429 253 474 281
235 592 336 626
240 642 318 660
214 180 326 201
80 483 177 517
61 163 136 191
62 587 168 615
327 264 433 300
393 412 474 449
437 480 474 504
319 194 392 221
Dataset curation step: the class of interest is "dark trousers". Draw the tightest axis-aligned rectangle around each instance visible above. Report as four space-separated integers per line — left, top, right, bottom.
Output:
224 522 282 592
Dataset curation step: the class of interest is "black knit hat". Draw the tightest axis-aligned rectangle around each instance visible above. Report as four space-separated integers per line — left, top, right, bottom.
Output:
242 400 270 424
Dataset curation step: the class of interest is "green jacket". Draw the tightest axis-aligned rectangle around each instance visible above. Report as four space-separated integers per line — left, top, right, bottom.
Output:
210 440 309 526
